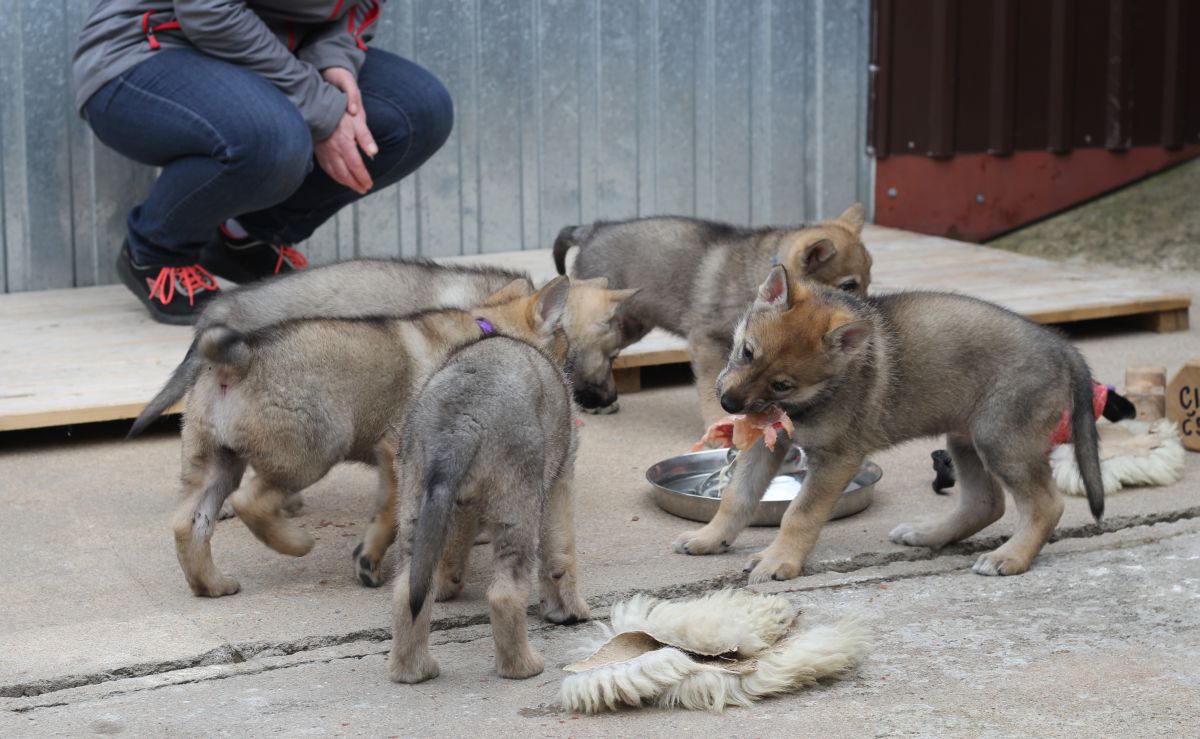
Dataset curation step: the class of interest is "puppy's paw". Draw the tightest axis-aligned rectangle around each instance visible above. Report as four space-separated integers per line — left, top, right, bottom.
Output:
352 542 383 587
541 595 591 625
972 549 1032 577
273 527 315 558
580 401 619 416
889 522 943 548
217 501 236 521
433 574 463 602
673 526 732 556
192 575 241 598
496 650 545 680
389 650 440 684
744 547 804 584
281 494 306 517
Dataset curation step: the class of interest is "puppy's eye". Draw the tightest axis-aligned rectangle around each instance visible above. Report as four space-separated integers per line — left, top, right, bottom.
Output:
770 380 793 394
839 279 859 293
741 344 754 362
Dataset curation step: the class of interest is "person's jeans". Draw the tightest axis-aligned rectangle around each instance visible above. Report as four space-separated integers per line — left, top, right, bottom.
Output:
84 47 453 267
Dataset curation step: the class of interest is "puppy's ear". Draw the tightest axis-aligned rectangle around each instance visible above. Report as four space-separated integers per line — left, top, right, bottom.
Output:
802 239 837 268
484 278 534 305
574 276 610 289
531 276 571 334
604 287 640 317
755 265 791 310
823 315 871 355
836 202 866 236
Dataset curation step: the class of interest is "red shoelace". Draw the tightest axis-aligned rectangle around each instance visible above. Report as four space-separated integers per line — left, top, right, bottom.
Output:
275 245 309 273
147 265 219 306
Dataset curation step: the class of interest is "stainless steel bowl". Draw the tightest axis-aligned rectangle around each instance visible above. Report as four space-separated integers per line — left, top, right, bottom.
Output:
646 446 881 527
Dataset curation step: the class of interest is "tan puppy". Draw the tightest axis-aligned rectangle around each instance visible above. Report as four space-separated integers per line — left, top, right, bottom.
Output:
171 278 571 597
554 204 872 421
675 266 1103 581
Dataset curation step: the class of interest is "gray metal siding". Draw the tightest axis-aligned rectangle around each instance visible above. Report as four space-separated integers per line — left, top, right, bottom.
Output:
0 0 872 294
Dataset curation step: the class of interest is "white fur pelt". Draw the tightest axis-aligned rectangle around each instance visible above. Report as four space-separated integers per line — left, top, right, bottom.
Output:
609 589 796 656
1051 419 1185 496
560 590 870 714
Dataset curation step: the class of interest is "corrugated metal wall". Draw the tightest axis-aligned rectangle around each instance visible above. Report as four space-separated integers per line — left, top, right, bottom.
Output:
0 0 872 294
870 0 1200 158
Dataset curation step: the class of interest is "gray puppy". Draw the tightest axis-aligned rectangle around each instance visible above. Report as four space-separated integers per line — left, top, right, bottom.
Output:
171 278 569 597
675 265 1103 582
128 259 524 437
553 205 872 421
389 334 587 684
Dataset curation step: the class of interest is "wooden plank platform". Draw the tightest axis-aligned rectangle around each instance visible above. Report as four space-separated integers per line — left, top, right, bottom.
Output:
0 226 1189 432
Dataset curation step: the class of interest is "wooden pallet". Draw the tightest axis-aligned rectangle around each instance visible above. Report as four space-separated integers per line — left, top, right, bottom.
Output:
0 226 1189 432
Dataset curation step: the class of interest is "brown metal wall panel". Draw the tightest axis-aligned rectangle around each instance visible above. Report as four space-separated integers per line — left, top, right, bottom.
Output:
868 0 895 157
1046 0 1076 153
927 0 958 157
986 0 1018 155
1187 0 1200 147
886 0 936 156
953 1 991 154
1130 0 1167 147
1071 3 1107 149
1160 0 1185 148
873 0 1200 157
872 0 1200 241
1012 0 1051 149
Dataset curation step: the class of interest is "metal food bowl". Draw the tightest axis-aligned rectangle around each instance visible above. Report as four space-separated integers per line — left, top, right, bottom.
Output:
646 446 880 527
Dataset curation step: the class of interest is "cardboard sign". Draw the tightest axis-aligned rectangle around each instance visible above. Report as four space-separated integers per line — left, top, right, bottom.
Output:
1167 360 1200 452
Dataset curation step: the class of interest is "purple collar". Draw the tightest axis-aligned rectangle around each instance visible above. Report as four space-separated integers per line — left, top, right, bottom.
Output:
475 318 495 335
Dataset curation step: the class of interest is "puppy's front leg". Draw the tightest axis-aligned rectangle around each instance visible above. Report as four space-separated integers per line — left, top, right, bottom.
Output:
673 439 790 555
746 450 863 583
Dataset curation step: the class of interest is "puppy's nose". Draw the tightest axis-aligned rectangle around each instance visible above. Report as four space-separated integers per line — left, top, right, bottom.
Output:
720 393 743 414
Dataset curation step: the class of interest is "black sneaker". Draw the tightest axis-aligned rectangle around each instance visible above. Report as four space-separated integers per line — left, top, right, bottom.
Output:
199 225 309 284
115 242 220 325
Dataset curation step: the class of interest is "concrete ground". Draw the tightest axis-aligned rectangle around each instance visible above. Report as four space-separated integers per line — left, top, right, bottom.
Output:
2 269 1198 735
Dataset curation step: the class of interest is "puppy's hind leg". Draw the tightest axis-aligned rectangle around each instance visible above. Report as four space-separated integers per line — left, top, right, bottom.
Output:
488 519 544 679
972 441 1064 577
891 434 1005 548
172 446 246 597
354 442 399 587
433 503 479 602
231 476 315 557
538 474 590 624
389 563 440 683
389 465 439 683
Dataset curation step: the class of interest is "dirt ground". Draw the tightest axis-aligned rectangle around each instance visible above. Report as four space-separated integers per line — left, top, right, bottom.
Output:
990 157 1200 271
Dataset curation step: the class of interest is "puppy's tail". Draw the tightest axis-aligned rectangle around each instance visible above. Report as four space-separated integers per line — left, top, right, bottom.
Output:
1068 354 1104 521
408 437 481 619
197 325 251 373
127 338 201 439
553 224 592 275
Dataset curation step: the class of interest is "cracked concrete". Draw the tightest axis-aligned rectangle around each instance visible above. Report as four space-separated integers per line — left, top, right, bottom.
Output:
1 266 1197 734
3 521 1198 736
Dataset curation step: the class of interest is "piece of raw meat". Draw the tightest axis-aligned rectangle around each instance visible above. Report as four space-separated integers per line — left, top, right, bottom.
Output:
691 407 795 453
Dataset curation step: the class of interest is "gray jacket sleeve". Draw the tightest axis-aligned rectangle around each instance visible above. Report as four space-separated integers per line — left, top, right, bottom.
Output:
172 0 347 140
296 20 367 76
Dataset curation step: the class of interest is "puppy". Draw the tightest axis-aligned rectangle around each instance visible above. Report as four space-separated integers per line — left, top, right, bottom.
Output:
170 278 570 597
674 266 1103 581
553 204 872 421
389 333 587 683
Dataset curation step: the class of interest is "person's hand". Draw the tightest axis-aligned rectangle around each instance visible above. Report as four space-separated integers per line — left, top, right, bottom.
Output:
315 67 378 194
